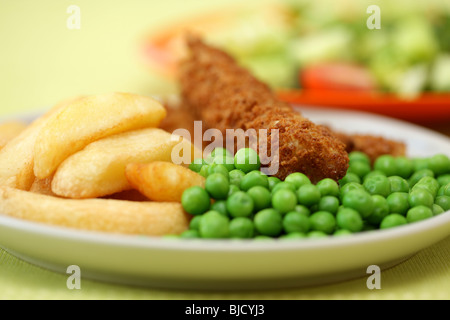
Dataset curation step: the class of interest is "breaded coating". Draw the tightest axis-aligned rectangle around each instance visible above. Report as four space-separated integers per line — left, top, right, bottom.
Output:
331 131 406 164
178 36 349 182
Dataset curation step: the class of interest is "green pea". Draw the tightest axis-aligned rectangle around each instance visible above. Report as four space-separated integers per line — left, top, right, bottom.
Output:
386 192 410 215
348 161 371 179
348 151 371 165
408 189 434 208
333 229 353 237
412 176 440 198
189 215 203 231
318 196 340 215
181 186 211 216
406 206 433 224
228 184 240 197
438 183 450 196
189 158 206 173
272 189 298 214
435 195 450 211
342 189 374 218
240 170 269 191
199 164 210 178
388 176 410 193
413 158 430 171
363 175 391 197
339 172 361 186
226 191 254 218
307 230 329 238
437 174 450 187
234 148 261 173
380 214 408 229
336 207 363 232
210 200 229 217
254 208 283 237
374 155 397 176
247 186 272 211
282 211 310 234
297 184 321 207
211 147 233 158
394 157 414 179
198 211 229 238
316 178 340 197
294 205 311 217
180 230 200 239
284 172 311 189
428 154 450 176
432 204 445 216
309 211 336 234
207 164 230 179
212 155 235 172
340 182 364 199
367 195 390 225
205 173 230 200
229 217 255 239
409 169 434 187
229 169 245 187
363 170 386 182
271 181 297 194
268 176 281 191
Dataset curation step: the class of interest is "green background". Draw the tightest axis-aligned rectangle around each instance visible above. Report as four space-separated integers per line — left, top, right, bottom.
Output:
0 0 449 300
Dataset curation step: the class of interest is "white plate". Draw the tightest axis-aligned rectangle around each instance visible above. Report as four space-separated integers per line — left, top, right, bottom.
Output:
0 107 449 291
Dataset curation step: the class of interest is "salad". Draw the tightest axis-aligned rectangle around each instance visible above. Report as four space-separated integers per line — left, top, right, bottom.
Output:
204 0 450 98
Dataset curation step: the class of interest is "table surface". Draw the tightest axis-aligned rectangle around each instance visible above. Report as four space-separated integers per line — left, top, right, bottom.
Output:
0 0 449 300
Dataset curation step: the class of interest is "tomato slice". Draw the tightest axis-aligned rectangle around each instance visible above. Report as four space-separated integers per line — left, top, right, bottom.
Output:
300 63 378 91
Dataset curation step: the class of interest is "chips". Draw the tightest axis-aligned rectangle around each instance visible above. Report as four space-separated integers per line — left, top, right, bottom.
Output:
33 92 166 179
0 186 191 236
51 128 182 199
0 92 199 236
126 161 206 202
0 98 71 190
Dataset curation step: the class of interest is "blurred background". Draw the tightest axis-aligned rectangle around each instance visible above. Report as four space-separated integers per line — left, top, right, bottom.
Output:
1 0 449 134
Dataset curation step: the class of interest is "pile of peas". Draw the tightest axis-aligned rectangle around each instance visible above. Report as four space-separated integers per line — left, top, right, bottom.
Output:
177 147 450 240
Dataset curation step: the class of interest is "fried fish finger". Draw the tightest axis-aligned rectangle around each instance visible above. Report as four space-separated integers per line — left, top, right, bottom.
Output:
178 36 349 182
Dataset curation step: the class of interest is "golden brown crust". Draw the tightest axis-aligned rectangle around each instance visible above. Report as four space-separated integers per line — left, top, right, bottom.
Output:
178 36 349 182
326 128 406 163
0 186 190 236
346 134 406 163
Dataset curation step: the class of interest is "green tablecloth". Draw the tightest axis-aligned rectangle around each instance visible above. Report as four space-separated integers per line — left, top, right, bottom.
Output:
0 0 449 300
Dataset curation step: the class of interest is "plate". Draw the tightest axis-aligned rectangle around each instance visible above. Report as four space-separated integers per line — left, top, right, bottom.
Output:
0 108 449 291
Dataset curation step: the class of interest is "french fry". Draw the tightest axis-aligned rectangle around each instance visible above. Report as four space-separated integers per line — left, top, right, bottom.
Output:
34 92 167 180
103 189 149 202
126 161 205 202
0 186 190 236
30 176 56 196
0 97 76 190
51 128 189 199
0 121 28 150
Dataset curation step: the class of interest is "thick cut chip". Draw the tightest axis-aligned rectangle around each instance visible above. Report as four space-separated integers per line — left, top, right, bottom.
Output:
0 121 28 150
51 128 196 199
0 186 190 236
30 176 56 196
34 92 167 179
0 97 76 190
126 161 205 202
